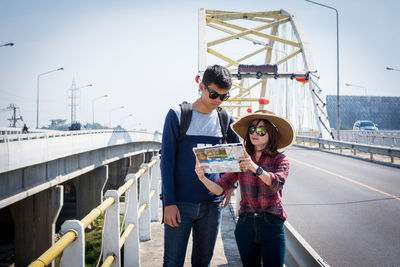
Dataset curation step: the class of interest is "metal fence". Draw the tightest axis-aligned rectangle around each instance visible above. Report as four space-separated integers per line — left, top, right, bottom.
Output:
29 155 161 267
333 130 400 147
296 136 400 163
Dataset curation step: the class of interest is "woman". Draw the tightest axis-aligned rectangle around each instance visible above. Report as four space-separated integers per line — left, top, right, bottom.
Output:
195 110 295 267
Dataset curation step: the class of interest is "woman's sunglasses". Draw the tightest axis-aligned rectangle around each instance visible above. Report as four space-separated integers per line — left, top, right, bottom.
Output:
204 83 230 101
248 125 267 136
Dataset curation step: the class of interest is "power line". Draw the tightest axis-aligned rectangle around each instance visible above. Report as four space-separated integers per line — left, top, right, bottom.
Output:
6 104 23 127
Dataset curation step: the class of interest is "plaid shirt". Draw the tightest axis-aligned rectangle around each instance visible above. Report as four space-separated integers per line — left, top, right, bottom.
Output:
216 152 289 220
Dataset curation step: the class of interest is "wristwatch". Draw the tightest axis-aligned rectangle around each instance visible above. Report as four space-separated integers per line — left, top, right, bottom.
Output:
255 166 263 176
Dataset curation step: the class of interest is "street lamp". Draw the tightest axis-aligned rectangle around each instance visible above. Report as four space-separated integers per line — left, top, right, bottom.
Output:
121 114 133 128
0 43 14 47
345 83 366 96
36 67 64 128
77 84 93 90
109 106 124 128
386 67 400 72
92 94 108 125
305 0 340 139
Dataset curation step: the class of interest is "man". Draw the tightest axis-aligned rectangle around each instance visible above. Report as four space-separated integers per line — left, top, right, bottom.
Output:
161 65 239 267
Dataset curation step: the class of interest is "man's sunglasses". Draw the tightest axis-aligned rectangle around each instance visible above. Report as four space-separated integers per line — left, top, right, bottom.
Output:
204 83 230 101
248 125 267 136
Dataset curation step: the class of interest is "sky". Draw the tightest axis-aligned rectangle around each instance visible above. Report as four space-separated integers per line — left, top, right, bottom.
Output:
1 0 399 132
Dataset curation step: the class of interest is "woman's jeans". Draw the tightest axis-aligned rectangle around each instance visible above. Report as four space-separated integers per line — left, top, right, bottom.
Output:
163 202 222 267
234 212 286 267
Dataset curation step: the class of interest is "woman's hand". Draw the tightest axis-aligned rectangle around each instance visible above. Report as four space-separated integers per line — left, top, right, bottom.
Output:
238 150 258 173
195 160 209 181
195 160 224 195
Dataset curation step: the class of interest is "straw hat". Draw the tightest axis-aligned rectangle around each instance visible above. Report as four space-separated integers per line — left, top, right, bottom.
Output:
231 110 295 150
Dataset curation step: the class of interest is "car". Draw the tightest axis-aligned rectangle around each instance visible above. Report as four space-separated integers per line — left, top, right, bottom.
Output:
68 122 82 131
353 120 378 131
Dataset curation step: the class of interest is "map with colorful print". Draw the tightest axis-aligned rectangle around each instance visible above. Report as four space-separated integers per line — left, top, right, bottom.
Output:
193 143 245 173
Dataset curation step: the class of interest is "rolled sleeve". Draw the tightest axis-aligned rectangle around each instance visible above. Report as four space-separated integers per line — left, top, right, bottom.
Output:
267 155 289 193
216 172 238 192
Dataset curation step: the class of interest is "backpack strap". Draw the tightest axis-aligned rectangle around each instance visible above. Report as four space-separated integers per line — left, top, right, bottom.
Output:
177 101 193 142
217 107 229 144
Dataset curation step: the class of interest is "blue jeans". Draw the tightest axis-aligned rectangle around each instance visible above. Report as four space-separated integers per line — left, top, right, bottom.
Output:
163 202 222 267
234 212 286 267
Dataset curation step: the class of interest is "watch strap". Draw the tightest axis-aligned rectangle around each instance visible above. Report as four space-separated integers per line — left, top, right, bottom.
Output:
255 166 263 176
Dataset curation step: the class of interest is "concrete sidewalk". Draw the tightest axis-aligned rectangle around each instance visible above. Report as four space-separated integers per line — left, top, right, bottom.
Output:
139 203 242 267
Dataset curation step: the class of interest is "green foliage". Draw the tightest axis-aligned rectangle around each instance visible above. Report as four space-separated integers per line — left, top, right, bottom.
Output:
85 215 104 266
42 119 69 131
41 120 110 131
85 122 110 130
70 214 125 266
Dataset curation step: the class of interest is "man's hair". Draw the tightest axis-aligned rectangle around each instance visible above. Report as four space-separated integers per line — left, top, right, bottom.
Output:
202 65 232 90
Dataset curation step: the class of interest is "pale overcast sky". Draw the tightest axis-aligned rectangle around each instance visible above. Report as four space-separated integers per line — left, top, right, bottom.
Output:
1 0 399 131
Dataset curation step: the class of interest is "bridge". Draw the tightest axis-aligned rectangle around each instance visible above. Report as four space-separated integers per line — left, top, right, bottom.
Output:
1 8 400 267
1 129 399 266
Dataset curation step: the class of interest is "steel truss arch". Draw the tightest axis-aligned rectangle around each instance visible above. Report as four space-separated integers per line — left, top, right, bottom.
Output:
198 8 332 139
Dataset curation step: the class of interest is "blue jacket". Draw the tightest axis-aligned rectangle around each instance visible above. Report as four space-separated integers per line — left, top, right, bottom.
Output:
161 106 239 206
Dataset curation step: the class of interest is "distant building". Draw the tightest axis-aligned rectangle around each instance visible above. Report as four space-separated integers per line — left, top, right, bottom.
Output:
326 95 400 130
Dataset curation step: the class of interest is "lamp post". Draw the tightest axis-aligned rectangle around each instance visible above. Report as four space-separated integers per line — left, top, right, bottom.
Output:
36 67 64 128
109 106 124 128
345 83 366 96
305 0 340 139
0 43 14 47
121 114 133 128
386 67 400 72
92 94 108 125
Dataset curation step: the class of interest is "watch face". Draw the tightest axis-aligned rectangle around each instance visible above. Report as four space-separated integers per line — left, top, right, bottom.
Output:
256 167 263 176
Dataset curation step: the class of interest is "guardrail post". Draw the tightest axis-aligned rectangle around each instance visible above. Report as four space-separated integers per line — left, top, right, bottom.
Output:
60 220 85 267
124 173 140 267
103 190 121 267
139 163 151 241
150 156 160 222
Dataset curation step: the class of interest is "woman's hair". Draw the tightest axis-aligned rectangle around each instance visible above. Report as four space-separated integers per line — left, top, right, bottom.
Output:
244 119 279 156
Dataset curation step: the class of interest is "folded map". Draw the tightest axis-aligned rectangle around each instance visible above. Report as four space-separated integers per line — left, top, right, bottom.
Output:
193 143 245 173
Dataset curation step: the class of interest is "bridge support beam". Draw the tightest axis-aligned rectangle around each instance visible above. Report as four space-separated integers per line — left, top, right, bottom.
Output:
128 153 145 174
107 158 130 190
145 151 156 163
10 185 63 267
73 166 108 220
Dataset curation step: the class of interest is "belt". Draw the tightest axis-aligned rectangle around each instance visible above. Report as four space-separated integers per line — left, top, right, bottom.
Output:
243 212 265 218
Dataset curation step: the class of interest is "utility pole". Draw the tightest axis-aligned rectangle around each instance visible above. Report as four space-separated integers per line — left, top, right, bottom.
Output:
68 79 79 124
68 78 93 124
7 104 23 127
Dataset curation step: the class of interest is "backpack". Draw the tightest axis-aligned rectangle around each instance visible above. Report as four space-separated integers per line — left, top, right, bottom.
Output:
160 102 230 223
177 101 229 144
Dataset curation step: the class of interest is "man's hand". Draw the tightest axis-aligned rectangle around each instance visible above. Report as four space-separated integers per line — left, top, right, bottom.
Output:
222 187 235 208
164 205 181 227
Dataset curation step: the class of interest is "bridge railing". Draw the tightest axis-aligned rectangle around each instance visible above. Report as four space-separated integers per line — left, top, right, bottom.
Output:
29 155 161 267
0 129 157 143
333 130 400 147
296 136 400 163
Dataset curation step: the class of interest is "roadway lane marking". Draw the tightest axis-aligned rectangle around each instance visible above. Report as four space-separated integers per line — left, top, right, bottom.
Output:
289 157 400 201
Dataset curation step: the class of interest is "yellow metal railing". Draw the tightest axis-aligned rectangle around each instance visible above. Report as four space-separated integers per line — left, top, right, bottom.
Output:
29 155 160 267
101 223 136 267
